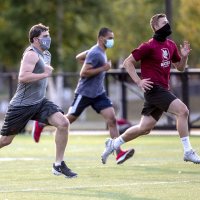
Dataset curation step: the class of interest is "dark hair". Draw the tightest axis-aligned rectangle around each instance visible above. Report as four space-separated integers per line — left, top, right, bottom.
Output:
29 23 49 43
98 27 113 38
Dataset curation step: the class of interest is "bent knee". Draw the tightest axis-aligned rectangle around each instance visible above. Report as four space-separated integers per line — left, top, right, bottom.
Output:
57 119 69 130
179 106 189 117
184 107 189 116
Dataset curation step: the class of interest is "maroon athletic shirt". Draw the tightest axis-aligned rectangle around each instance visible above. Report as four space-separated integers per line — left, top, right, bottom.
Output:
132 38 181 89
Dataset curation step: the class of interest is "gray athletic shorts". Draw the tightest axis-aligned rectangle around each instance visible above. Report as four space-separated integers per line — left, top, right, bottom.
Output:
0 98 63 136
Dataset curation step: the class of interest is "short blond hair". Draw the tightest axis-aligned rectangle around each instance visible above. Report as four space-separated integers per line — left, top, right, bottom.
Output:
150 13 166 31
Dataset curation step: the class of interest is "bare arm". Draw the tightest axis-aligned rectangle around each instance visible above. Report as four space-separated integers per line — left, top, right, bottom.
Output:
18 51 53 83
76 50 89 64
173 41 191 72
80 61 111 78
123 54 153 92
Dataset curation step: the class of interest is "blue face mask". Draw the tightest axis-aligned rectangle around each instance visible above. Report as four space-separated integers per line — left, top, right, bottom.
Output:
105 39 114 48
38 37 51 50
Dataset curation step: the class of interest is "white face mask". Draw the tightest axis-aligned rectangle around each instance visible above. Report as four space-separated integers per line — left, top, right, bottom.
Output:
105 39 114 48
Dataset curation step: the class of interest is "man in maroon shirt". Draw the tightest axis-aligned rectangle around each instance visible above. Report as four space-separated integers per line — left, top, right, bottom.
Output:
101 13 200 164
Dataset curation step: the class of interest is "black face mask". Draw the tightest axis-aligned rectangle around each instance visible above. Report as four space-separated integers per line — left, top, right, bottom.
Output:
153 23 172 42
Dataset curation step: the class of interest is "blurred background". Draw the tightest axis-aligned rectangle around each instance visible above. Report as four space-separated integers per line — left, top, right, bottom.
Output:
0 0 200 131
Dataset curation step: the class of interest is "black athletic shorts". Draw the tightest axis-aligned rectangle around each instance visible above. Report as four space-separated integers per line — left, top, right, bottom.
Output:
68 92 113 116
141 85 177 121
0 98 63 136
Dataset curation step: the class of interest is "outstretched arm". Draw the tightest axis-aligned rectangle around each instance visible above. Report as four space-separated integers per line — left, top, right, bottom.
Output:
173 41 191 71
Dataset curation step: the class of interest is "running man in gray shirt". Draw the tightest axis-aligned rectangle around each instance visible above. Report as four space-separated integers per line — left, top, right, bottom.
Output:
32 27 134 165
0 23 77 178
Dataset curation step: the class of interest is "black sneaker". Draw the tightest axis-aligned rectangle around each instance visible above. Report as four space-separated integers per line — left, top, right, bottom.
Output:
52 161 77 178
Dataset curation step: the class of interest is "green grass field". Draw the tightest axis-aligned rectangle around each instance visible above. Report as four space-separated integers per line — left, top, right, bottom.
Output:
0 133 200 200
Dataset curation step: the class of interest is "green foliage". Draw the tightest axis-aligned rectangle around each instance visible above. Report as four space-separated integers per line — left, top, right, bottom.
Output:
108 0 165 64
0 0 109 71
177 0 200 67
0 0 200 71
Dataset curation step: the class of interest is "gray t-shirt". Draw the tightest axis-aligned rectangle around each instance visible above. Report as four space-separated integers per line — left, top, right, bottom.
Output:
10 46 51 106
75 45 107 98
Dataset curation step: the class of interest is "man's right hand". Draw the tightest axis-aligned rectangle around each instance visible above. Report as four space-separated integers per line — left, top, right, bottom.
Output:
103 61 112 71
137 78 153 92
44 65 54 76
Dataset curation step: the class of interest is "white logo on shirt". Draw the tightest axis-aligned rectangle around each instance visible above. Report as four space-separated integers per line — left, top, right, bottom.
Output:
161 48 170 67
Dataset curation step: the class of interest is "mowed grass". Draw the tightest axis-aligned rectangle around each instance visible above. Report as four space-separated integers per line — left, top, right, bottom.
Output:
0 133 200 200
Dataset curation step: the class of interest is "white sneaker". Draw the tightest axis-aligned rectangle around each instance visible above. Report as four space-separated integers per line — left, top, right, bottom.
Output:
101 138 115 164
184 149 200 164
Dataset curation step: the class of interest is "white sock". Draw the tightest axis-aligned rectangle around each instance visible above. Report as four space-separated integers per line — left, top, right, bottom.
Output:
113 136 125 150
55 162 61 166
181 136 192 153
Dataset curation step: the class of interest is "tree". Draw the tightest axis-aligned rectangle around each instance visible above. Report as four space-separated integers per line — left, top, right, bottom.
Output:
0 0 110 71
177 0 200 67
0 0 200 71
106 0 164 67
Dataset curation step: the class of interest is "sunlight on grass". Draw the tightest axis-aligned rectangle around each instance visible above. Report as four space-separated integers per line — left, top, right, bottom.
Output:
0 134 200 200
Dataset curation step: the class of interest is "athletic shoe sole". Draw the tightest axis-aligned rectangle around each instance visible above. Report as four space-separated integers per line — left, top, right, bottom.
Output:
52 168 78 178
116 149 135 165
31 121 37 142
184 159 200 164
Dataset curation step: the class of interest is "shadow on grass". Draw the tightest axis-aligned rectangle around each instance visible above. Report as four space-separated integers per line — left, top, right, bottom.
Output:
38 188 155 200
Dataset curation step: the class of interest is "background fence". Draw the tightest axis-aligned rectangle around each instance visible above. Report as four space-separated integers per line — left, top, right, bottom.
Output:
0 68 200 131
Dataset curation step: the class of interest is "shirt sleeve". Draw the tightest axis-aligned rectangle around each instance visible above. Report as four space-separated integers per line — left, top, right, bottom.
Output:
171 43 181 63
85 51 99 67
131 42 151 61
